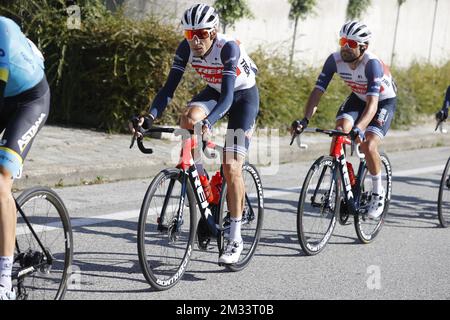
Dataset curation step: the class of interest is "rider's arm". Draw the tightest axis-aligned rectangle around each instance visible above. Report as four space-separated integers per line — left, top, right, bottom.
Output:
305 54 336 120
355 59 382 131
443 86 450 110
0 20 10 109
147 40 190 119
204 41 239 126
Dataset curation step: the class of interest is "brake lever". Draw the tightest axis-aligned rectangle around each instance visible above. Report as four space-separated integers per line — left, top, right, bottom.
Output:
435 120 444 132
289 133 297 146
130 135 136 149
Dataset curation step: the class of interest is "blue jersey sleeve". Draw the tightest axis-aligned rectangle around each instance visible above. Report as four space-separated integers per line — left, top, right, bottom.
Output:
443 86 450 109
205 41 239 126
148 40 190 119
0 19 10 83
365 59 384 97
315 54 336 92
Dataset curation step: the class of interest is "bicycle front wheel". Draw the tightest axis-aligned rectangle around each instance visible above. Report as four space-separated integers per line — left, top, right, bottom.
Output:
137 168 197 291
14 187 73 300
218 163 264 272
297 156 339 256
354 153 392 243
437 157 450 227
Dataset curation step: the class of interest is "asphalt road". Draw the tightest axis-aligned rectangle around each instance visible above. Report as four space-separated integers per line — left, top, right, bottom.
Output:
31 146 449 300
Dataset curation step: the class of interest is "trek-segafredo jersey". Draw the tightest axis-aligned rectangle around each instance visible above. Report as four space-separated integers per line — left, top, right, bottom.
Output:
315 51 396 101
0 16 45 97
149 33 258 123
173 33 257 92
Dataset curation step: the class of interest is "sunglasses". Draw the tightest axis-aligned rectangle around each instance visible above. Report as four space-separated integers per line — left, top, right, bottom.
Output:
339 37 361 49
184 29 212 40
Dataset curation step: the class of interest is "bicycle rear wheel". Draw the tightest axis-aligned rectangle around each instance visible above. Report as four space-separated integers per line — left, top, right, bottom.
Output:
137 168 196 291
297 156 339 256
14 187 73 300
218 163 264 272
437 157 450 227
354 153 392 243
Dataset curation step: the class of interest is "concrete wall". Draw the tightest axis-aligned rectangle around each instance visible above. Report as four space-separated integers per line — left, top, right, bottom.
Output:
123 0 450 68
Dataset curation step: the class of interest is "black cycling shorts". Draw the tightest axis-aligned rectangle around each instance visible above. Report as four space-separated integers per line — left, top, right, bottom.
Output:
0 76 50 178
336 93 397 139
188 85 259 157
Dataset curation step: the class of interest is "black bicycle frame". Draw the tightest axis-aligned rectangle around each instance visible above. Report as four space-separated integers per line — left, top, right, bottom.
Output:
12 201 53 284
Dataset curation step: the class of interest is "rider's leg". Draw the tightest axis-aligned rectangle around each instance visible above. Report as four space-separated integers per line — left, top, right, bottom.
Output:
331 94 362 154
360 133 382 193
179 105 208 130
180 105 208 175
0 78 50 294
180 87 219 176
219 85 259 264
0 169 15 292
330 118 353 155
223 152 245 243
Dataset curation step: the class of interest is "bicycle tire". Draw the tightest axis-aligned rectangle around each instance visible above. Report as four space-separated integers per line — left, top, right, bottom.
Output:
354 152 392 243
218 163 264 272
437 157 450 227
137 168 197 291
297 156 339 256
14 187 73 300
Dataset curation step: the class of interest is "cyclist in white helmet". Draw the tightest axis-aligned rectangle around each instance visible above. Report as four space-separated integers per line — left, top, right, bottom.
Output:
292 20 397 219
130 4 259 264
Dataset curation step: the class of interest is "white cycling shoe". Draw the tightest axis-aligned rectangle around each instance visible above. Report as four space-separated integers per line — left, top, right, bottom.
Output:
218 239 243 265
367 188 385 219
0 286 16 300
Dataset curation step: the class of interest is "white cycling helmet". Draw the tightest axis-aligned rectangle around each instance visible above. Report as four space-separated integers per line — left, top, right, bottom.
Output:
339 20 372 44
181 3 219 30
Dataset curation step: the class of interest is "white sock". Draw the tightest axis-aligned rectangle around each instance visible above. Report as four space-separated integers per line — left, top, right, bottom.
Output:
229 217 242 243
372 173 383 195
0 256 13 291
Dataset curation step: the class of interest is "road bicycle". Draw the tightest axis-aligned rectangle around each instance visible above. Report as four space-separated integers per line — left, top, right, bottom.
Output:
131 127 264 291
12 187 73 299
291 128 392 255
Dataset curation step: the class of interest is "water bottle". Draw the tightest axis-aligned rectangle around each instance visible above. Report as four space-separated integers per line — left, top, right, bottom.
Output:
210 171 223 205
347 162 356 187
199 175 214 203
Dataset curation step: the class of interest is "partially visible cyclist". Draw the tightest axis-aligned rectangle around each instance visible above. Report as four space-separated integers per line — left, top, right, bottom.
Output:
291 20 397 219
129 4 259 264
0 16 49 300
435 86 450 124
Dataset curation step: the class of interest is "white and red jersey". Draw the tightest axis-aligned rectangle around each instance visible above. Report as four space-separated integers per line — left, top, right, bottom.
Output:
173 33 257 92
315 50 397 102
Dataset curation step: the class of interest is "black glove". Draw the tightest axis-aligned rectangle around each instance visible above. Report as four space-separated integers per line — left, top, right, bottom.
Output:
291 118 309 134
130 115 154 130
436 108 448 122
349 126 365 142
141 116 154 130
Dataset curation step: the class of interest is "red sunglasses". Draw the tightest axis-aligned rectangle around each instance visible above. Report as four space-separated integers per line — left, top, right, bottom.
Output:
184 29 211 40
339 37 361 49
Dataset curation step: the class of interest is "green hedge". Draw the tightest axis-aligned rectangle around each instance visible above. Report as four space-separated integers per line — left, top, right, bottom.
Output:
1 1 449 132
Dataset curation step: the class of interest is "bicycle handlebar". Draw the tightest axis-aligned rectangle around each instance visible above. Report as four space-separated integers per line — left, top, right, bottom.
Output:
290 127 365 158
130 127 220 158
290 127 349 146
